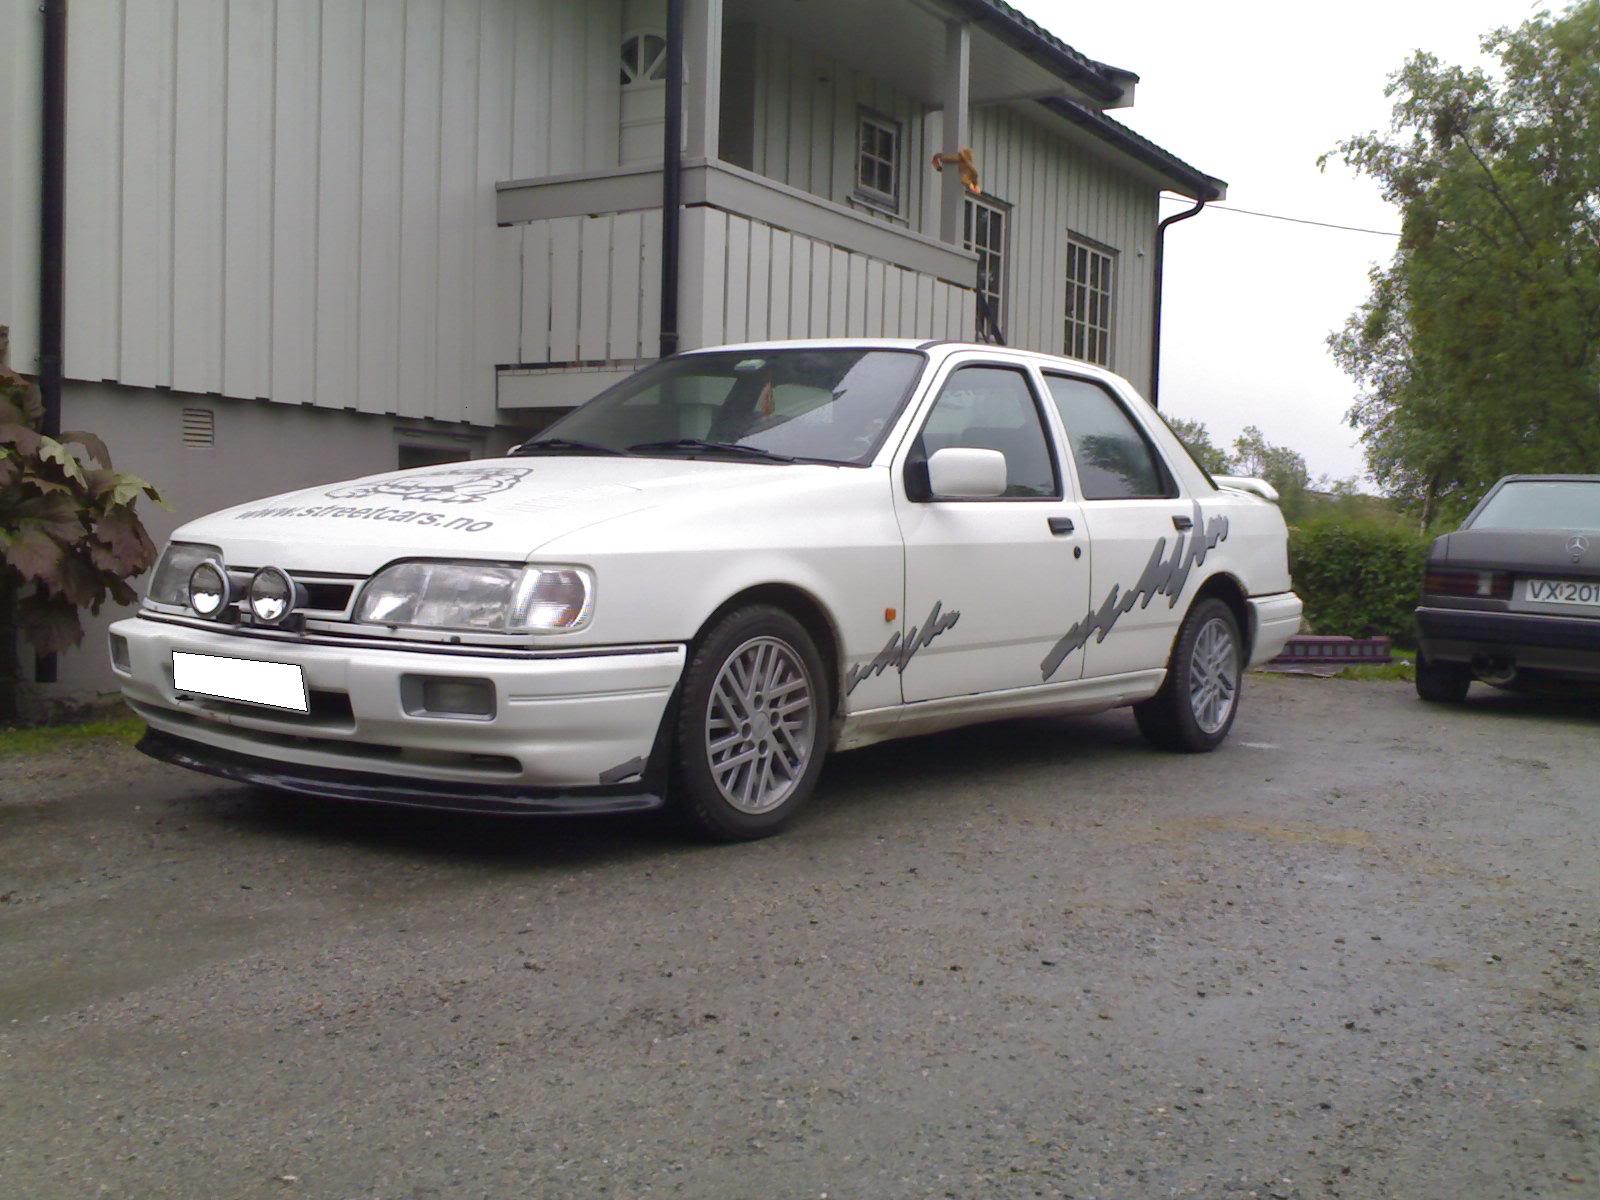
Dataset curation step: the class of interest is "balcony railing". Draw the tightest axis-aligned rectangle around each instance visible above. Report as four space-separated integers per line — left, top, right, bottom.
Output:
495 159 978 374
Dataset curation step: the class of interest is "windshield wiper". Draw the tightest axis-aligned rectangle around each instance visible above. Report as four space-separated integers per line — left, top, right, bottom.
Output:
627 438 799 463
511 437 633 457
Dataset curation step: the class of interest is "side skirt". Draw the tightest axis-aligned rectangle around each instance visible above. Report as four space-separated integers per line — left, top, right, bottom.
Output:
834 668 1167 751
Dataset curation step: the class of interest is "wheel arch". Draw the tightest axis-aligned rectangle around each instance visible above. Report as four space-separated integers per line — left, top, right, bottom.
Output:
691 582 846 719
1191 572 1252 659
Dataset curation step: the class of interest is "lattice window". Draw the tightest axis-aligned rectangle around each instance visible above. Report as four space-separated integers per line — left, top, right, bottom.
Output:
1064 238 1115 366
855 110 901 211
964 196 1007 338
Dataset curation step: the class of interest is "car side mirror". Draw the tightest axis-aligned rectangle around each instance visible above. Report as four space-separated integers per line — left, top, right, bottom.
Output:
927 447 1008 499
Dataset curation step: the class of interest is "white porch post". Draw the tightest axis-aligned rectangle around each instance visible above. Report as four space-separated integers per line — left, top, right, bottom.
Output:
683 0 722 161
939 20 971 245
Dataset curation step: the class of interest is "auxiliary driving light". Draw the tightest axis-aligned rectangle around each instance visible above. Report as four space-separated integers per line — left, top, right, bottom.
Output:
187 561 231 618
248 567 299 625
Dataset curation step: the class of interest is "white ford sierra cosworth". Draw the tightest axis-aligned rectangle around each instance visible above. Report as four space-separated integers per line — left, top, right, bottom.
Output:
111 340 1302 840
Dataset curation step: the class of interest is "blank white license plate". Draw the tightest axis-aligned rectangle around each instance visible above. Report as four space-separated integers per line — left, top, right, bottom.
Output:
1523 578 1600 608
172 652 309 713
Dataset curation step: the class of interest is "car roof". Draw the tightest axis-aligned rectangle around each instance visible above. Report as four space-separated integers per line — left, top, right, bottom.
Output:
1492 474 1600 483
684 338 1128 386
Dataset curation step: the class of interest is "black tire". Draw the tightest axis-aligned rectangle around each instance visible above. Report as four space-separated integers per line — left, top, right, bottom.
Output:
1415 651 1471 703
671 604 830 841
1134 596 1243 753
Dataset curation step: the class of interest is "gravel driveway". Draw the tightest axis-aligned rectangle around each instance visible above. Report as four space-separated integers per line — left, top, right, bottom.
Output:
1 675 1596 1199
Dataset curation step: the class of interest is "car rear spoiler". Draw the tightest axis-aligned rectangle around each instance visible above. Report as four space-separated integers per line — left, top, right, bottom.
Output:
1214 475 1280 503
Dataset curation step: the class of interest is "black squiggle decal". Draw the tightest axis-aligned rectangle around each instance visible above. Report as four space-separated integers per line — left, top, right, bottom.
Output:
845 601 961 695
1040 501 1229 681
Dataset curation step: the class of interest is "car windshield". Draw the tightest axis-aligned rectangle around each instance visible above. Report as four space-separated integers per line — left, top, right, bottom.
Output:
522 349 924 466
1469 480 1600 531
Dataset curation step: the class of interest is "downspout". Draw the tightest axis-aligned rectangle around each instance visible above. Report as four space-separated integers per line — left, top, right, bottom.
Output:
1149 195 1205 409
35 0 67 686
658 0 683 358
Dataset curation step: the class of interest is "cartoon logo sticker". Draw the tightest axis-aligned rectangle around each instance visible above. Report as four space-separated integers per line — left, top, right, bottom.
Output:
324 466 533 505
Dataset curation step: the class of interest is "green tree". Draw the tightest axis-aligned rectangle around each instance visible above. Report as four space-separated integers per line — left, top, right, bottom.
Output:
1325 1 1600 527
1231 424 1312 516
1164 415 1232 476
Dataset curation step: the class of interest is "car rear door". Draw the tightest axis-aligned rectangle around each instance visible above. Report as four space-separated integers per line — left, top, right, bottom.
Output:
887 359 1091 703
1041 371 1208 681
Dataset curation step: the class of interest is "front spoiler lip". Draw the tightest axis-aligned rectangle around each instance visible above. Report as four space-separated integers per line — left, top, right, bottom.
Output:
137 728 665 817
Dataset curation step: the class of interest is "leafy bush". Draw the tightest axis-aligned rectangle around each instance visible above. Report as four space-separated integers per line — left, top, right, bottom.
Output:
1289 516 1431 641
1 367 163 659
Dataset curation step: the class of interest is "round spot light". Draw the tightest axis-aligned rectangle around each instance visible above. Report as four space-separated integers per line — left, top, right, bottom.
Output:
187 561 231 618
248 567 298 625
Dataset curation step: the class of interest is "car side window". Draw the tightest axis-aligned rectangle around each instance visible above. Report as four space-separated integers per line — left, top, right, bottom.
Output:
1044 374 1173 500
909 366 1059 499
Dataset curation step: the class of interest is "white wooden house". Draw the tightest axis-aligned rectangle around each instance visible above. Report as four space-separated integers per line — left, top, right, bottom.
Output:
0 0 1223 695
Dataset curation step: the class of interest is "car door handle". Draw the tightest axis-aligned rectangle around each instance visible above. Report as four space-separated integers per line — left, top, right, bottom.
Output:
1048 517 1075 535
1172 514 1194 531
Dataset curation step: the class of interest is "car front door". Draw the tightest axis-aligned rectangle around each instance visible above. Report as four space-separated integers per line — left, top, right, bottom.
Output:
1040 372 1210 681
888 361 1091 703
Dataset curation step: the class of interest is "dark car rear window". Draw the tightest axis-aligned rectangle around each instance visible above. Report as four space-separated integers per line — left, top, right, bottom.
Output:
1469 480 1600 530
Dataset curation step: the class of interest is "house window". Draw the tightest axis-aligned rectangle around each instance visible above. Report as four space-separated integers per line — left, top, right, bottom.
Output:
621 33 667 87
1064 237 1115 366
855 110 901 211
963 196 1007 338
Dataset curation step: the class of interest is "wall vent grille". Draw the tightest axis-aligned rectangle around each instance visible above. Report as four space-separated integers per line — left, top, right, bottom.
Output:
181 407 215 447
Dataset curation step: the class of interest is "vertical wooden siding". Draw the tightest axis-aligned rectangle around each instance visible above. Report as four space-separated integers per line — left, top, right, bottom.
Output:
59 0 620 426
514 206 973 364
0 0 42 369
742 28 1160 395
969 105 1158 396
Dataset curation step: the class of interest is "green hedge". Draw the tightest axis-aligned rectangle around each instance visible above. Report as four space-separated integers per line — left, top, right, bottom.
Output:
1289 517 1432 642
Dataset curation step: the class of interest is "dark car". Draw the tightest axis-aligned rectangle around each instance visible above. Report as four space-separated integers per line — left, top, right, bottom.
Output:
1415 474 1600 702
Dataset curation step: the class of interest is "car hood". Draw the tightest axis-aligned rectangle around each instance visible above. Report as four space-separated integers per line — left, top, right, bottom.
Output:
174 455 835 573
1432 526 1600 580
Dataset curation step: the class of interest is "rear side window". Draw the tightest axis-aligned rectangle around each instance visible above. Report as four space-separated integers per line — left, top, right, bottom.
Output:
911 366 1059 498
1044 374 1172 500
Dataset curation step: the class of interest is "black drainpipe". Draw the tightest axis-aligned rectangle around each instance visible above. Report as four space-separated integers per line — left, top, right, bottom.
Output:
35 0 67 686
658 0 683 359
1149 195 1205 409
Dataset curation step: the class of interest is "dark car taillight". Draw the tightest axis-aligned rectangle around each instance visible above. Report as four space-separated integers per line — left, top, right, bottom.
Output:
1423 567 1513 600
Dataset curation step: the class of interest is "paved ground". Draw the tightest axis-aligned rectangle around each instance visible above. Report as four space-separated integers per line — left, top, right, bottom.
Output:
1 674 1596 1200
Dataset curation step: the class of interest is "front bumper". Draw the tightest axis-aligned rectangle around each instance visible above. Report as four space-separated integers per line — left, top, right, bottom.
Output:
110 614 686 807
1247 591 1304 667
1416 605 1600 680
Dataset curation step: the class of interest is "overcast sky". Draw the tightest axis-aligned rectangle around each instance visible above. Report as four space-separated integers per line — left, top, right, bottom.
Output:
1028 0 1548 483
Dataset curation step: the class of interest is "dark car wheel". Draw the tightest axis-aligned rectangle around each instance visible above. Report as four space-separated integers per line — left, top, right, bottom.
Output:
671 605 830 841
1134 597 1242 753
1415 651 1471 703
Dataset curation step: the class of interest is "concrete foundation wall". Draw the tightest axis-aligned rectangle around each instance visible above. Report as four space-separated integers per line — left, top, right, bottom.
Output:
20 381 520 705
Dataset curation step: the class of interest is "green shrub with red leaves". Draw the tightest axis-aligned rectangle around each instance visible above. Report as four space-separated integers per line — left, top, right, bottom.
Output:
1 366 162 661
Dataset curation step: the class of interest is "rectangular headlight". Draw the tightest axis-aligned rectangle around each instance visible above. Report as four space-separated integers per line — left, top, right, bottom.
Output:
146 542 223 607
355 561 594 634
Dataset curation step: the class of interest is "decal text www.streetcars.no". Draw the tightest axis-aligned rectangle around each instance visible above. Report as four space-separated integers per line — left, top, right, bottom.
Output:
1040 501 1229 681
845 601 961 695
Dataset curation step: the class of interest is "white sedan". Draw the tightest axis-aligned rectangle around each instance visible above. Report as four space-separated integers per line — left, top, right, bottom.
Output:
110 340 1302 840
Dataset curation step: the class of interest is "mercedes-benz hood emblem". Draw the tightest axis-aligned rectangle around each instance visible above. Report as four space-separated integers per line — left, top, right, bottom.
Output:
1568 535 1589 563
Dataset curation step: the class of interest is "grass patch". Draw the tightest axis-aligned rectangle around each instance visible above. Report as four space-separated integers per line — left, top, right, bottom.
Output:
1336 661 1416 682
0 714 145 758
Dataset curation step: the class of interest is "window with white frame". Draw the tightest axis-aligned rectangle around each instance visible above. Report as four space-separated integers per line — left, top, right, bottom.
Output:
1064 237 1115 366
963 196 1007 337
620 33 667 87
855 110 901 211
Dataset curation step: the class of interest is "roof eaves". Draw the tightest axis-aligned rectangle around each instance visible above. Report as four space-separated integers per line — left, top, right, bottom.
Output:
949 0 1135 105
1037 97 1227 201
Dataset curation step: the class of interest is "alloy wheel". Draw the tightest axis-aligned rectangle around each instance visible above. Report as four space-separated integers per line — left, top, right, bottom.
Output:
704 636 817 814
